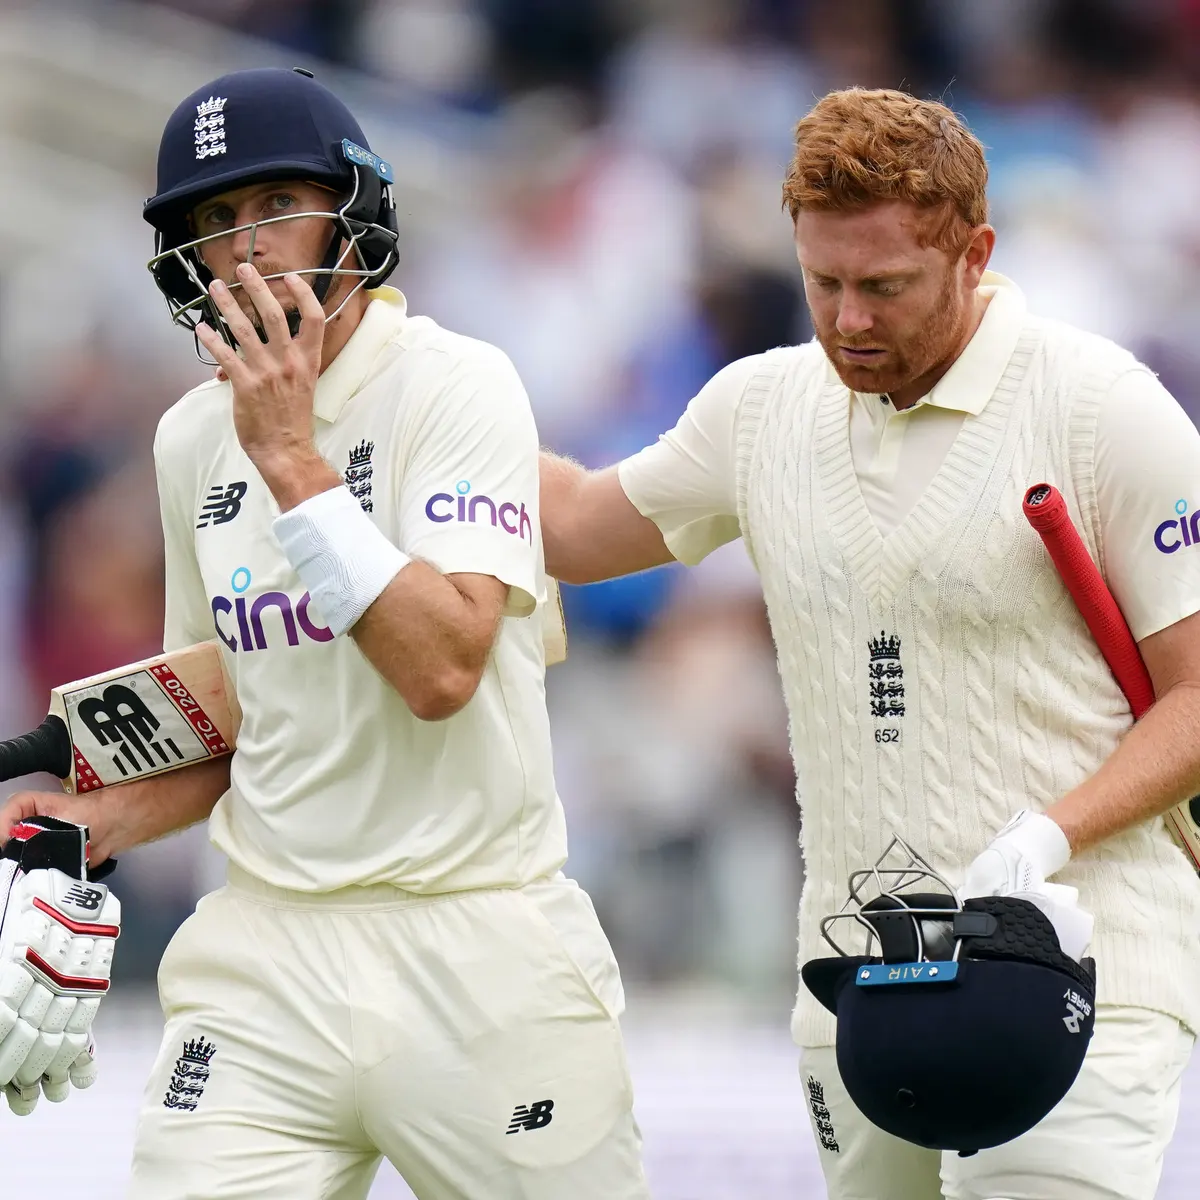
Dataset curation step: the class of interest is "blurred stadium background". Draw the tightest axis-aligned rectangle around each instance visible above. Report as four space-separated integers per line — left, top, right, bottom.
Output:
4 0 1200 1193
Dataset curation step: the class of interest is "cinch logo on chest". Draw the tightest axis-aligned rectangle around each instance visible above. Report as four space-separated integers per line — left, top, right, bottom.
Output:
424 480 532 543
211 567 333 652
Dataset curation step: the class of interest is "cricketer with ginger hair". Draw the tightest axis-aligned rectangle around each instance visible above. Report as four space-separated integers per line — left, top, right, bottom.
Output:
541 87 1200 1199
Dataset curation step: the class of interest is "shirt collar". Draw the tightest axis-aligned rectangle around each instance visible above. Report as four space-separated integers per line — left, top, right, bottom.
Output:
312 286 408 423
851 271 1027 417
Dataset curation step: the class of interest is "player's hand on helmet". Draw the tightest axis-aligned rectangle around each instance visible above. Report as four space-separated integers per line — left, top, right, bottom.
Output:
959 809 1093 961
960 810 1071 897
0 817 120 1115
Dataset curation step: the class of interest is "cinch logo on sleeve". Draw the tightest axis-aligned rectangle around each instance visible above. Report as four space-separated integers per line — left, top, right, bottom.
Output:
424 480 532 543
1154 499 1200 554
210 567 334 652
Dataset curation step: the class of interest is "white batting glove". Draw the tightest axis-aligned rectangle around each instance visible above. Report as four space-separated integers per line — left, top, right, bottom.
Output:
960 810 1071 898
0 817 119 1115
959 810 1093 961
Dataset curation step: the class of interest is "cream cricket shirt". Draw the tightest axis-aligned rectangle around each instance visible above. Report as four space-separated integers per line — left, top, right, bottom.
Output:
154 288 568 893
620 272 1200 643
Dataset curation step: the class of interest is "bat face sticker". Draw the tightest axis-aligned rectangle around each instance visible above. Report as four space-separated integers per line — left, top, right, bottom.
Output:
64 665 227 788
0 640 236 794
76 684 185 776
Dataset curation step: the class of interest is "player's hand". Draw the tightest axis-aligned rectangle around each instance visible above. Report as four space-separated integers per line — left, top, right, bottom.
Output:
1 793 113 868
958 809 1094 962
959 810 1072 898
0 817 120 1115
195 263 326 477
5 1033 98 1116
1 792 85 846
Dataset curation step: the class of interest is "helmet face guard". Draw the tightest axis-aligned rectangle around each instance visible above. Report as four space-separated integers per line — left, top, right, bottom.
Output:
143 69 400 364
801 836 1097 1157
146 140 399 363
816 835 967 964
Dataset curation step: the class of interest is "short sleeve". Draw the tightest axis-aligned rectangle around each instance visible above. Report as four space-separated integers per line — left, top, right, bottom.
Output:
616 355 759 565
1096 368 1200 641
154 421 214 653
398 351 540 618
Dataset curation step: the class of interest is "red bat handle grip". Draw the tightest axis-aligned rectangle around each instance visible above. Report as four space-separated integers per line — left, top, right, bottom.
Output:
1022 483 1156 719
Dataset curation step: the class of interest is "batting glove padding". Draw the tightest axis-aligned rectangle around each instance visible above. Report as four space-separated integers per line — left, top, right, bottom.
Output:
0 817 120 1115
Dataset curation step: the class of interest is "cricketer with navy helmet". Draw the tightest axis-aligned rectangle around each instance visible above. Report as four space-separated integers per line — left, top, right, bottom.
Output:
3 65 650 1199
144 66 399 353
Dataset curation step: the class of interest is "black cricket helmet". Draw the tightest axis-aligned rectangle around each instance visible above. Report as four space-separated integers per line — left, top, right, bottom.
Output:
143 67 399 357
801 837 1096 1157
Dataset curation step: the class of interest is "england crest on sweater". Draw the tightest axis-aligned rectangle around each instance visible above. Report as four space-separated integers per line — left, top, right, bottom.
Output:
867 630 905 720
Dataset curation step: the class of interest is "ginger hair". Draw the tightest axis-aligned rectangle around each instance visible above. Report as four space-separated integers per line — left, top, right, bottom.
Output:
782 88 988 253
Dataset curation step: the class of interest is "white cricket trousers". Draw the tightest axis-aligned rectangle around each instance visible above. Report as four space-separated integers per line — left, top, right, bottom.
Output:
800 1005 1193 1199
127 865 651 1200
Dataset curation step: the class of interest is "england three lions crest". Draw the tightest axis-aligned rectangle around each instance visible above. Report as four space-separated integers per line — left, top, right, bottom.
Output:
194 96 227 161
868 631 905 719
163 1036 217 1111
345 440 374 513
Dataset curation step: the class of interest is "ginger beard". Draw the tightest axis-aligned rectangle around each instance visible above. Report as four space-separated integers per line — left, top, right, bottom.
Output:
814 264 965 400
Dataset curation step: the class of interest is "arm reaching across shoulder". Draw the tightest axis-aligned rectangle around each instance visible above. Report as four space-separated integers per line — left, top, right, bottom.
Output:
540 356 759 584
539 457 673 584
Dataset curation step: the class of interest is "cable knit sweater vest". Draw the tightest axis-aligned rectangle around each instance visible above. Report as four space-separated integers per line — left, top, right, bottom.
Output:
733 320 1200 1048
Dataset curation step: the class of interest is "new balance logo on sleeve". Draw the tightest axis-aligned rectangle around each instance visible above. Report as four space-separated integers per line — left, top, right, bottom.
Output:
197 481 247 528
506 1098 554 1133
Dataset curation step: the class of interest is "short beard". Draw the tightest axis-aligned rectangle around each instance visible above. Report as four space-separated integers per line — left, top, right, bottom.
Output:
819 273 965 398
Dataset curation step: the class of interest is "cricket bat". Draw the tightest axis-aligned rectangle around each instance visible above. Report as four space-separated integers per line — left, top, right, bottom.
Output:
2 579 567 796
0 641 240 795
1023 482 1200 871
542 576 568 667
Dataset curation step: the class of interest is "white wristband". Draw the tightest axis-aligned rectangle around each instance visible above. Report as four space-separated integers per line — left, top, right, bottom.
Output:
272 486 409 637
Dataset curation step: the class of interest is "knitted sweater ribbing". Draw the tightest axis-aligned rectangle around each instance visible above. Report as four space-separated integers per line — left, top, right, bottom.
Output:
733 319 1200 1047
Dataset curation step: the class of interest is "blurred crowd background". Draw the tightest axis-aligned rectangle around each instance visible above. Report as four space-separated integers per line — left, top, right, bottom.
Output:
4 0 1200 1009
9 0 1200 1194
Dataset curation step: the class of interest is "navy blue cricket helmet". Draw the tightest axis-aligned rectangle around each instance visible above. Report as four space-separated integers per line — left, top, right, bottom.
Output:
143 67 399 352
801 837 1096 1157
